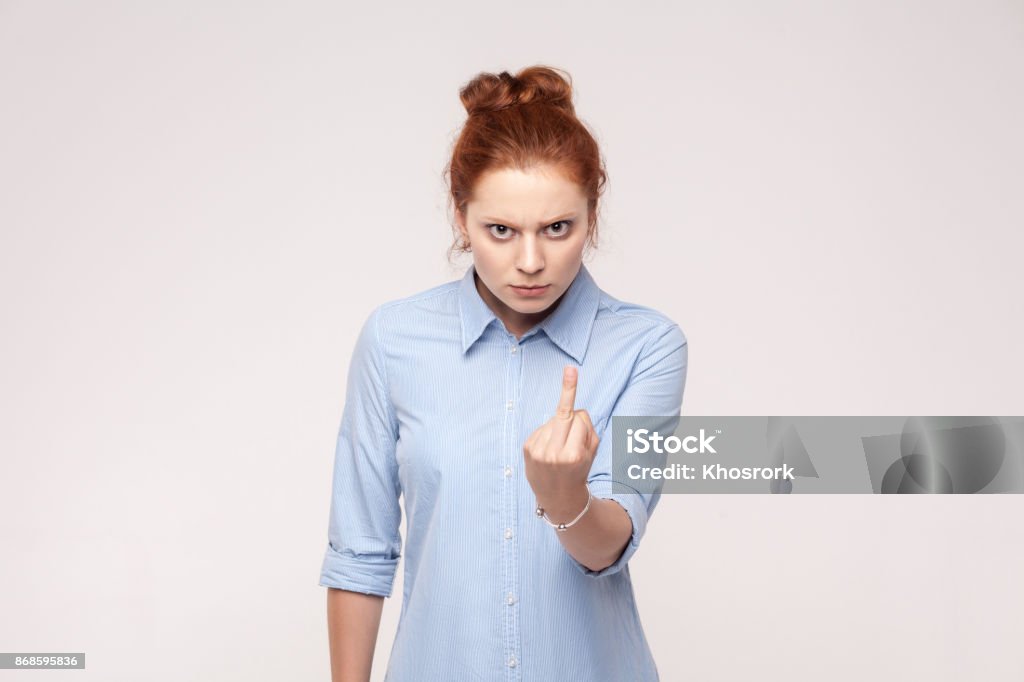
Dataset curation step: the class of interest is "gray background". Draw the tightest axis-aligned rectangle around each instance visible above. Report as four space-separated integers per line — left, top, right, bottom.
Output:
1 1 1022 680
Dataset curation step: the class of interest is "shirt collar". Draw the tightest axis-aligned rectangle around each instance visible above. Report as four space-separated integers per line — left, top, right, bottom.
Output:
458 262 601 364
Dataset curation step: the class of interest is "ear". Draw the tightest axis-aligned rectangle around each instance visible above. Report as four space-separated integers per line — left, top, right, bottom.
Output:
455 208 470 243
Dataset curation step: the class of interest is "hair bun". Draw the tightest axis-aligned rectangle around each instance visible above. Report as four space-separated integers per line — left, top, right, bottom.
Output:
459 65 576 117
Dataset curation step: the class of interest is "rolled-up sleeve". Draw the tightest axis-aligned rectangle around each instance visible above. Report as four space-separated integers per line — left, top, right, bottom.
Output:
319 306 403 597
573 322 688 578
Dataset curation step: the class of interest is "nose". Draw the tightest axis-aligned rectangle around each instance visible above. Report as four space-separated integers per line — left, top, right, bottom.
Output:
516 233 544 274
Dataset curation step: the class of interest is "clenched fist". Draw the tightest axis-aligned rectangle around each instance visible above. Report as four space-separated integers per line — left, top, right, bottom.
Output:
523 366 599 506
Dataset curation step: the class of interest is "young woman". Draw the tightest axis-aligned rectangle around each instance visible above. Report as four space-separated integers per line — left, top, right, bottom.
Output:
320 65 689 682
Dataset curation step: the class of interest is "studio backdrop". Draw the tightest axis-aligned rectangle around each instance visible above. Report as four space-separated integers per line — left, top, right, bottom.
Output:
1 1 1022 680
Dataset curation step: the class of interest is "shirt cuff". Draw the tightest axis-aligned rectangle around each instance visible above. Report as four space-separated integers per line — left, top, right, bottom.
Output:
571 487 649 578
319 542 400 597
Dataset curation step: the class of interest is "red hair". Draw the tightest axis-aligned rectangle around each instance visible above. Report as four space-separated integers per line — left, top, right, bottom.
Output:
444 65 608 262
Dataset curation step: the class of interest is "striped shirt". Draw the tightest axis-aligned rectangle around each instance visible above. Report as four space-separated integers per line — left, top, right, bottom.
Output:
319 262 689 681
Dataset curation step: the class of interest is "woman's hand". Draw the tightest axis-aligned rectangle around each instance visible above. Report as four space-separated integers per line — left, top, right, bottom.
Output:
522 366 599 515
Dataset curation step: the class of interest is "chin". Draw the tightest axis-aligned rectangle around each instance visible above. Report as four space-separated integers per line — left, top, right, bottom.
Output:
504 296 551 313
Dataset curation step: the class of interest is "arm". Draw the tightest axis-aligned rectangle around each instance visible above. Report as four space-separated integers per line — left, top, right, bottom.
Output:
533 484 633 572
327 588 384 682
319 306 403 676
562 322 688 577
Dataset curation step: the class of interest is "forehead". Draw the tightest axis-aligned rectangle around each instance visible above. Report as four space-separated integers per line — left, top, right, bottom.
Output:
469 165 586 216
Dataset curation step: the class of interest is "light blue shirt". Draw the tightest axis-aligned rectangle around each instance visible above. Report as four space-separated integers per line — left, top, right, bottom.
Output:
319 263 688 681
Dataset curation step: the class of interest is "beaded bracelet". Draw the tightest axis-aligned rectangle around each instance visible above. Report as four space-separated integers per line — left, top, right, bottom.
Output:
535 483 593 532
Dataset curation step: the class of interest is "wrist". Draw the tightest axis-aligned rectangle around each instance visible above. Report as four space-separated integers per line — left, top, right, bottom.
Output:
535 482 591 526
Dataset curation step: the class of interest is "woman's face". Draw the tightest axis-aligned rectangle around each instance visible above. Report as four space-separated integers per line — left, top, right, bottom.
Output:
456 163 590 336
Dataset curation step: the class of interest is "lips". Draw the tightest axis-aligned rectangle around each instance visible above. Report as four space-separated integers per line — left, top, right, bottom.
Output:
510 284 550 297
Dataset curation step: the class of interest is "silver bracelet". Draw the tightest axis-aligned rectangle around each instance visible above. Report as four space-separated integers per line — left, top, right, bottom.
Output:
535 483 593 532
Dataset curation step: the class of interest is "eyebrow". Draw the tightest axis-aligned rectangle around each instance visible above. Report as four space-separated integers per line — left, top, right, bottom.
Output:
478 213 578 228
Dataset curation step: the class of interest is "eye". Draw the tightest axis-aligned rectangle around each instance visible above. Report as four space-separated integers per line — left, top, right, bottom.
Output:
544 220 573 238
486 224 514 240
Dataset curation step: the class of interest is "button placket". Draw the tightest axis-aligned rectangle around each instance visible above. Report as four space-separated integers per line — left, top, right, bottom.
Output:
502 335 523 680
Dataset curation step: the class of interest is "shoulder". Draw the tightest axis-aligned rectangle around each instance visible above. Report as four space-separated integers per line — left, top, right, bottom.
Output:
360 276 462 342
593 288 688 351
379 278 460 312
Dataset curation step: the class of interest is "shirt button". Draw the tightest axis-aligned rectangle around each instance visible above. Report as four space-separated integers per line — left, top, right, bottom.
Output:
504 465 512 478
510 346 518 354
506 592 516 605
504 527 513 539
508 656 517 668
506 399 514 410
